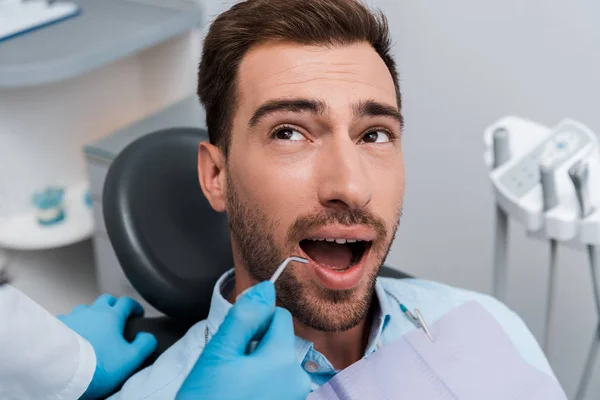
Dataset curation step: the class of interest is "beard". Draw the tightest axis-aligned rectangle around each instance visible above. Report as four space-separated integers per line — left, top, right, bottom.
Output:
225 172 401 332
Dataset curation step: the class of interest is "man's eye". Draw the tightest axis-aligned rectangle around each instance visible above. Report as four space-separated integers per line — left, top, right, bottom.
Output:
274 127 305 141
362 130 391 144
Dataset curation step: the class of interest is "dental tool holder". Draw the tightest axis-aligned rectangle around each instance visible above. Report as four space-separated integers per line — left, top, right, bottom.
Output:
484 116 600 400
484 117 600 249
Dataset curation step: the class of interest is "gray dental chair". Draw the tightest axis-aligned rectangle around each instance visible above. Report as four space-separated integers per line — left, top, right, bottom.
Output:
102 126 411 371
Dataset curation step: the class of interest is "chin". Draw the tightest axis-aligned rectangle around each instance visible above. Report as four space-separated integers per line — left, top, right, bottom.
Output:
277 267 378 333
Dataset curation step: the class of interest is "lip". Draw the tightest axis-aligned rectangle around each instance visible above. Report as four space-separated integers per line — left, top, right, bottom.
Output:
296 234 372 291
302 224 378 242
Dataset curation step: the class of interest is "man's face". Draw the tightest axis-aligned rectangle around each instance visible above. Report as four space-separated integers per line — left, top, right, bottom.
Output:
225 42 404 332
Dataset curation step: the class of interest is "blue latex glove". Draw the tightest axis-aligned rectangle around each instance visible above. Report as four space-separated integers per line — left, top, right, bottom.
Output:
58 294 158 400
177 281 311 400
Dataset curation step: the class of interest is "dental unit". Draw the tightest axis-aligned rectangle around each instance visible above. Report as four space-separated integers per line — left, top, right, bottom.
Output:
484 117 600 400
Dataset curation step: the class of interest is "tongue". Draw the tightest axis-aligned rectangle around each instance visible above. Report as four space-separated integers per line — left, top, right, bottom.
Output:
301 241 353 270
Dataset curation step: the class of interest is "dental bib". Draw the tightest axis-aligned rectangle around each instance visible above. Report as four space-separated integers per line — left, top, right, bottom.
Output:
308 301 566 400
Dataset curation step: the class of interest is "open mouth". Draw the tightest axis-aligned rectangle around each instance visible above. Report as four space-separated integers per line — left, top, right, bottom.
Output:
299 238 372 272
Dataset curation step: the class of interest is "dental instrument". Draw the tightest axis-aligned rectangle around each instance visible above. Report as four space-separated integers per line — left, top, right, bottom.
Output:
569 161 600 400
400 303 434 342
570 161 594 219
414 309 434 342
243 256 308 354
270 256 309 283
236 256 309 302
540 159 559 354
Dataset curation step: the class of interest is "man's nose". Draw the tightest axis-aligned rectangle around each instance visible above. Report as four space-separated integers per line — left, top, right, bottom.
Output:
316 137 372 210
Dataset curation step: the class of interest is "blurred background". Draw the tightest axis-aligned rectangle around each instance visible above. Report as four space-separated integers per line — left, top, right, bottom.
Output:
1 0 598 398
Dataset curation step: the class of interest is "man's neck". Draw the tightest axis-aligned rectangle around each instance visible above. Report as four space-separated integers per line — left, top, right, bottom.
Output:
231 267 373 370
293 312 372 370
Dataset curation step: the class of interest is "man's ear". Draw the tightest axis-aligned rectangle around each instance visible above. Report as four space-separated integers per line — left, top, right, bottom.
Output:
198 142 227 212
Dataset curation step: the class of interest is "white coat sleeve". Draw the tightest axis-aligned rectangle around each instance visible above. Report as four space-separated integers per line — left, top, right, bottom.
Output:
0 285 96 400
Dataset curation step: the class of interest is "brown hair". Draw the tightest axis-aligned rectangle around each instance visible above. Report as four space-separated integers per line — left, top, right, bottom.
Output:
198 0 400 155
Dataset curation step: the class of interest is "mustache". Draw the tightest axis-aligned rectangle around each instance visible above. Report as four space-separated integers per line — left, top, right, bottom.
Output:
287 208 388 243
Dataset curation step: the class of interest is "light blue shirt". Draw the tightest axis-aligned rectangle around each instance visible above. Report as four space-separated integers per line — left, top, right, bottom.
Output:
110 269 556 399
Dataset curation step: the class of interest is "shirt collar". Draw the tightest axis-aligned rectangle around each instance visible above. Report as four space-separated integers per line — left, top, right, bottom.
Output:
205 269 235 333
206 269 395 362
365 278 394 353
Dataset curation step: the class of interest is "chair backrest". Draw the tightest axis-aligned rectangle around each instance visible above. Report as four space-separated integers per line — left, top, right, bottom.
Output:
103 127 233 320
103 127 411 321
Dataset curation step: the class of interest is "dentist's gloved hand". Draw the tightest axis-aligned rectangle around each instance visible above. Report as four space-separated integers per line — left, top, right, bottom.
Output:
58 294 158 400
177 281 311 400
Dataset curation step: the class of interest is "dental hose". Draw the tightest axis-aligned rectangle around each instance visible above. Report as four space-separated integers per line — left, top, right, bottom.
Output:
492 128 511 300
569 161 600 400
574 244 600 400
587 245 600 326
494 206 509 300
543 238 558 355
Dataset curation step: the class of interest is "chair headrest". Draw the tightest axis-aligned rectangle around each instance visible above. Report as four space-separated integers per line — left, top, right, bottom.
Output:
103 127 233 320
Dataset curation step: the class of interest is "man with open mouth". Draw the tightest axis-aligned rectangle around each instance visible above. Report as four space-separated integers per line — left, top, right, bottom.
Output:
112 0 565 398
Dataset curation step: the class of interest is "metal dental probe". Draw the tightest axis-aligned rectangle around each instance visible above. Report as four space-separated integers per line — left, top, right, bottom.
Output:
244 256 309 354
270 256 309 283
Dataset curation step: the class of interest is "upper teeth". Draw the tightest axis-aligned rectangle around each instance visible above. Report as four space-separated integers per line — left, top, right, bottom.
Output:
311 238 360 244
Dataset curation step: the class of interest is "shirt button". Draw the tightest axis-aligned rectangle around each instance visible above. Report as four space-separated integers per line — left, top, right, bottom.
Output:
304 361 319 373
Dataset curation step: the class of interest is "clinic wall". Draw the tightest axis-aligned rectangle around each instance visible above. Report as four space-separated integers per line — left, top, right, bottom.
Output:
375 0 600 397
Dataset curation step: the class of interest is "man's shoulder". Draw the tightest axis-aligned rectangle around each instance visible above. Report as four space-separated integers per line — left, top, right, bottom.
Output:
379 276 509 315
379 276 529 338
378 276 554 378
109 319 209 399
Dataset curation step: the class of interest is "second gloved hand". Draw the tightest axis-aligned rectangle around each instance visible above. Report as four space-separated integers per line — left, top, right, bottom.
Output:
177 281 311 400
58 294 157 400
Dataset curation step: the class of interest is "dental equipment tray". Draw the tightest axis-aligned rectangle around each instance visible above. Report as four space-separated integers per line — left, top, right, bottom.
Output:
484 117 600 247
495 121 594 200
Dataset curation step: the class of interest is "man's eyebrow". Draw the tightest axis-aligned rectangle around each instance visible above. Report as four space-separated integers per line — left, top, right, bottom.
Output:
353 100 404 128
248 98 327 127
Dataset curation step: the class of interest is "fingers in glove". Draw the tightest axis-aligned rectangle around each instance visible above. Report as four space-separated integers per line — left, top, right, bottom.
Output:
113 296 144 322
118 332 158 385
207 281 276 357
123 332 158 373
254 307 295 356
92 293 117 308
